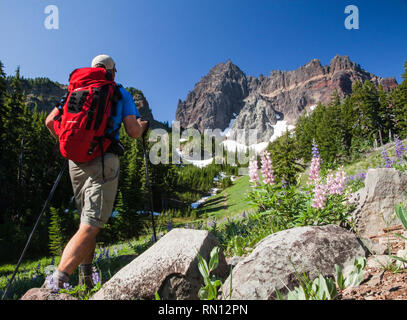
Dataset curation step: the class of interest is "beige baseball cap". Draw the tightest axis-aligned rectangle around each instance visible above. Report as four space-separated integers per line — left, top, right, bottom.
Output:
91 54 117 72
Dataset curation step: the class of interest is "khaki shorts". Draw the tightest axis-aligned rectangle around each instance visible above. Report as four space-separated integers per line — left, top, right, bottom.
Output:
69 153 120 229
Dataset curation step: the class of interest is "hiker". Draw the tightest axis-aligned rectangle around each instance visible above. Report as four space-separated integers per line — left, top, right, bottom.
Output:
44 54 149 290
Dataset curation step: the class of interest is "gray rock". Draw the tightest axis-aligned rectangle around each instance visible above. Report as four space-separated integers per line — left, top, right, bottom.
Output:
221 224 366 300
20 288 77 300
358 237 388 255
395 249 407 269
351 168 407 238
228 93 278 144
226 255 244 268
176 60 248 132
91 228 229 300
366 255 395 269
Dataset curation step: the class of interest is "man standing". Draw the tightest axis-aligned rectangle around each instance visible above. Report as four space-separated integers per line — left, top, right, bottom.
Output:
44 54 149 290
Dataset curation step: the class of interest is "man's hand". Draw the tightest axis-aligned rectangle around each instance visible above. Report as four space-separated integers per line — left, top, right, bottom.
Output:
45 107 59 140
123 116 150 139
138 119 150 136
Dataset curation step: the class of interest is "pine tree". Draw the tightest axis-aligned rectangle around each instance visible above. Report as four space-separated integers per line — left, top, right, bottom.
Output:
269 129 304 185
0 61 7 224
377 85 394 144
351 80 382 144
2 67 26 218
314 91 346 167
340 95 358 158
402 60 407 82
48 207 65 256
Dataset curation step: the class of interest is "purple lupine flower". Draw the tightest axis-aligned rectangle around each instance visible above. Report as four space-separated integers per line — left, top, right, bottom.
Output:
381 150 392 168
312 140 320 157
63 283 72 291
248 157 260 186
241 212 246 219
46 274 59 293
36 263 41 271
92 271 101 285
166 221 173 232
105 248 110 260
207 217 214 228
260 150 274 185
308 142 321 185
50 256 55 265
151 234 156 243
359 172 366 180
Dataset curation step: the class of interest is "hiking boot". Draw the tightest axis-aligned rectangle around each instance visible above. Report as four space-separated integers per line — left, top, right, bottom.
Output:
78 273 95 291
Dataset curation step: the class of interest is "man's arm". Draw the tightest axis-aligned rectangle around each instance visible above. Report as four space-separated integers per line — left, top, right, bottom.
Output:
45 107 59 140
123 115 149 139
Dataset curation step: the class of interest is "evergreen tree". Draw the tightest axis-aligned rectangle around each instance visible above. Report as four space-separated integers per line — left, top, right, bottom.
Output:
0 61 7 224
391 61 407 138
315 91 346 168
268 130 304 185
48 207 65 256
351 80 382 144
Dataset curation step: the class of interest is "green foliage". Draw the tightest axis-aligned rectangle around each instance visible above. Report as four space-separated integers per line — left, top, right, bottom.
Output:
59 282 102 300
276 257 366 300
247 182 353 230
197 247 223 300
48 207 65 256
268 130 304 185
286 273 337 300
394 202 407 230
221 176 233 189
343 257 366 288
225 235 247 257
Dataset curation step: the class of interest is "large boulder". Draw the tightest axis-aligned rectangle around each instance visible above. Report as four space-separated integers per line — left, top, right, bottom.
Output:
221 225 367 300
351 168 407 238
91 228 229 300
20 288 77 300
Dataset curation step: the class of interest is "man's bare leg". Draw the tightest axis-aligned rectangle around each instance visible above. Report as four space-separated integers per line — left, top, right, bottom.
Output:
57 223 100 276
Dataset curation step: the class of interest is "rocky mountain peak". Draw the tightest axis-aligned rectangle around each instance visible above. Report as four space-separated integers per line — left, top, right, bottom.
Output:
176 60 248 131
329 55 354 73
175 55 398 146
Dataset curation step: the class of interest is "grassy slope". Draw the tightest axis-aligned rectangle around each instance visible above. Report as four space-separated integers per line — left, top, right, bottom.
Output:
192 175 257 222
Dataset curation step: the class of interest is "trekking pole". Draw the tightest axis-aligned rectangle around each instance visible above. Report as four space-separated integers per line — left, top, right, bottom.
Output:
1 159 68 300
141 131 157 243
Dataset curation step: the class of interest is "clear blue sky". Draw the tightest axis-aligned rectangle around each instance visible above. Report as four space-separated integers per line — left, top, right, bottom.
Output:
0 0 406 123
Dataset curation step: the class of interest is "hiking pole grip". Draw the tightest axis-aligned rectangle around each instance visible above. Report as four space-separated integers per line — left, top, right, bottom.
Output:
1 159 68 300
142 119 150 137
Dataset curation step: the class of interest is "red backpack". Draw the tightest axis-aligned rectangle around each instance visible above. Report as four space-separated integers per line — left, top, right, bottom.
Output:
53 67 121 163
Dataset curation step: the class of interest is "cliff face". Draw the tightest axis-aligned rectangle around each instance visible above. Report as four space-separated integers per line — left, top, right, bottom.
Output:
175 60 249 132
175 55 398 143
